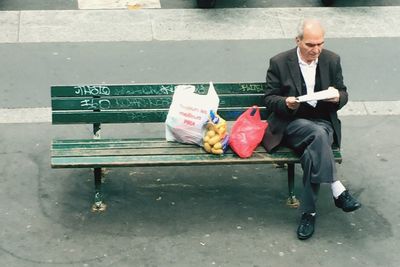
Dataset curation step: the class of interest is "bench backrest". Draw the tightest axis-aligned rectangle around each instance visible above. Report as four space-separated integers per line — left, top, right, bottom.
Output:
51 83 266 124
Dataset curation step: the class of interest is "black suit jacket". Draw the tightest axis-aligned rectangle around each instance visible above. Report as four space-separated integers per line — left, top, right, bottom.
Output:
262 48 348 152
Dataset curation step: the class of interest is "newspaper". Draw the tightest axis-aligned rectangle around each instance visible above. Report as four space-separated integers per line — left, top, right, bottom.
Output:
296 87 339 102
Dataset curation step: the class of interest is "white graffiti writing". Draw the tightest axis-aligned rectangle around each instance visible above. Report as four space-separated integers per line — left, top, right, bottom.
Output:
159 85 175 95
240 84 263 92
113 86 175 96
115 98 171 108
74 86 111 96
129 112 165 122
80 99 111 110
195 85 207 94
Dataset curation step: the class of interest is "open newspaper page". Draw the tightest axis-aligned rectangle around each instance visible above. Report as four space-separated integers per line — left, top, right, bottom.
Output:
296 87 339 102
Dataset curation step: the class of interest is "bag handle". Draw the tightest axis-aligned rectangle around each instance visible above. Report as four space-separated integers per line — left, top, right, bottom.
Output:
250 106 258 116
245 105 261 120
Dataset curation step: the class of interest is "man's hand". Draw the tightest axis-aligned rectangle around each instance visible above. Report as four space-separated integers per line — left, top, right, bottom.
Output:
286 96 300 110
324 87 340 103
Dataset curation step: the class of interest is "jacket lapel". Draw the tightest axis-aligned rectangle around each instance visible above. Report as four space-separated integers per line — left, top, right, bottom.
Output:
287 48 302 96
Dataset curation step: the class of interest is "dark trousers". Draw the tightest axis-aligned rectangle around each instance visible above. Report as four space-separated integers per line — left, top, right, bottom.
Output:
284 118 337 213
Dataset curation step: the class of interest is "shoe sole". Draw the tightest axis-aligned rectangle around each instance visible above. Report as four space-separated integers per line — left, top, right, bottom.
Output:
342 204 361 212
297 229 314 240
297 233 313 240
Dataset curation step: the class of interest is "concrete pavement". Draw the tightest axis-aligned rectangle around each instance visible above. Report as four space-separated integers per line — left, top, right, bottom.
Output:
0 115 399 266
1 7 400 43
0 3 399 267
2 0 400 10
0 37 399 122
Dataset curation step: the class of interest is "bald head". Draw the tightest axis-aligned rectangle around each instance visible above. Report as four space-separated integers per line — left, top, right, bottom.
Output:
296 19 325 64
297 19 325 40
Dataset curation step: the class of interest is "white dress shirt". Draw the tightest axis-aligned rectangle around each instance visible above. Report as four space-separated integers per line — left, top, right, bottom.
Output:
297 47 318 107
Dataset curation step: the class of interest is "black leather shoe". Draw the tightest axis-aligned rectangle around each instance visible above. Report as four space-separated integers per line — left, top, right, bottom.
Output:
297 213 315 240
334 190 361 212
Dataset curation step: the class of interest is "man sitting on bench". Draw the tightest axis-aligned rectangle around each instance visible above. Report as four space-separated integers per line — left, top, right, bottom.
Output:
262 18 361 240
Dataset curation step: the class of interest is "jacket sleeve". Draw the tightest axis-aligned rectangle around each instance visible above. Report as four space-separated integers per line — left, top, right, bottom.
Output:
334 56 348 110
325 55 348 112
264 58 296 118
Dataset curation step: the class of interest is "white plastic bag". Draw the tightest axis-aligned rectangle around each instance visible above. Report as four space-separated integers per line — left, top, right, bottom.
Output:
165 82 219 146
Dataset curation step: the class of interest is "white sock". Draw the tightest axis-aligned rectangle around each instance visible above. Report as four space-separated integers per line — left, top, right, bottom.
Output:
331 181 346 199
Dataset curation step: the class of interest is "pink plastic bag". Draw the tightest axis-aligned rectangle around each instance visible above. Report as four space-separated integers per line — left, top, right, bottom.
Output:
229 106 268 158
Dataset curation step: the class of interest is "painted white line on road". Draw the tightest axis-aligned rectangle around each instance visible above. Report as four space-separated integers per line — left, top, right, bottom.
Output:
363 101 400 116
78 0 161 9
1 6 400 43
0 107 51 124
0 101 399 124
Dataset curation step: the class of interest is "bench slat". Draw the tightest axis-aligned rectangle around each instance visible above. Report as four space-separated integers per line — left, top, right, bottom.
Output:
51 151 341 168
51 83 265 97
51 95 263 111
52 146 296 157
52 139 295 156
52 107 269 124
53 138 284 149
51 138 342 168
51 96 173 111
52 147 205 157
52 153 298 168
52 109 169 124
52 139 341 152
53 141 207 150
52 139 183 148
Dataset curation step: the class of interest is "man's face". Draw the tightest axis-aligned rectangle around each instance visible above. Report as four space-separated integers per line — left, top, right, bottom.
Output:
296 27 325 64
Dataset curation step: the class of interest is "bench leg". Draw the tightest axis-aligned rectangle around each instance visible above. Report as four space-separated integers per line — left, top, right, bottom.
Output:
91 167 107 212
286 163 300 208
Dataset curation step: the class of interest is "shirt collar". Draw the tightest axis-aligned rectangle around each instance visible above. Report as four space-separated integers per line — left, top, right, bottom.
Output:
297 47 318 67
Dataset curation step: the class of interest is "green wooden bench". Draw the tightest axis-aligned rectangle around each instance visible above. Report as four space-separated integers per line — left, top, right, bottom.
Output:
51 83 342 211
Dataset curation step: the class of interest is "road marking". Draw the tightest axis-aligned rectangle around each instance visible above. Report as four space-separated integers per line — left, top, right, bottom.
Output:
0 107 51 124
78 0 161 9
0 101 399 124
2 6 400 43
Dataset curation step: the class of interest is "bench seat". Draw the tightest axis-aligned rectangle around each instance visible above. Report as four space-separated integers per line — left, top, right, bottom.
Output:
51 82 343 211
52 138 341 168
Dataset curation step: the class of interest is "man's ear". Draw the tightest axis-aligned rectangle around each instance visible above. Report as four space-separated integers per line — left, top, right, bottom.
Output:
295 37 300 45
